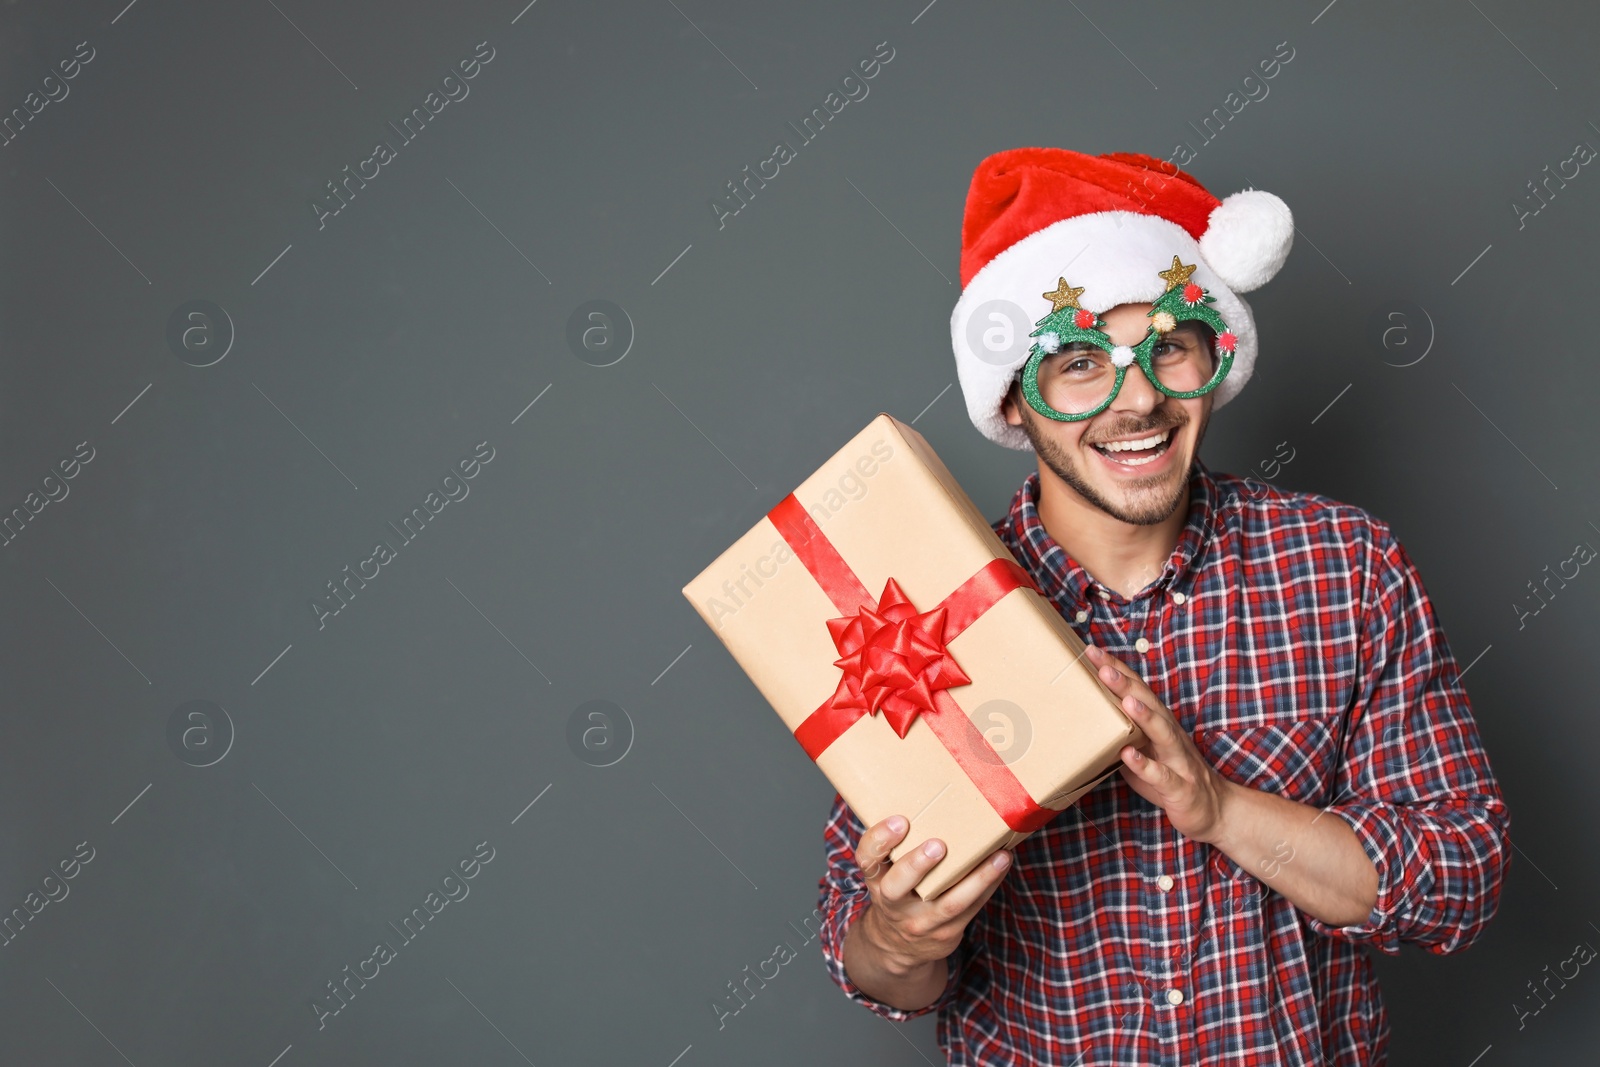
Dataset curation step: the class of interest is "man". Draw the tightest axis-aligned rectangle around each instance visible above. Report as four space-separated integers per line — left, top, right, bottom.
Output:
815 148 1509 1065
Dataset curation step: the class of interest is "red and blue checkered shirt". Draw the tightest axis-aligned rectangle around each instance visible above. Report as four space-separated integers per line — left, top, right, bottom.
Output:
817 459 1510 1066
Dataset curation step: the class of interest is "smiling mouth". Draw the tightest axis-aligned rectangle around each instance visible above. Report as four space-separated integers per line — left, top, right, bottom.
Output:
1089 426 1177 467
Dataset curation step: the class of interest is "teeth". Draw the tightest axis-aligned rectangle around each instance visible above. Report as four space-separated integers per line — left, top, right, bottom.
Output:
1109 448 1164 466
1098 428 1172 453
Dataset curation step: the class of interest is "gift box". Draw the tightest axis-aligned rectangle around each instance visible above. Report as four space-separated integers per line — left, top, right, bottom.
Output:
682 413 1143 900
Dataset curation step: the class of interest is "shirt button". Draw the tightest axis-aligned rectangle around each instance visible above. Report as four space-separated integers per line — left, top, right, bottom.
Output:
1166 988 1185 1006
1134 637 1151 654
1097 588 1111 599
1172 591 1187 605
1156 874 1174 892
1075 609 1089 623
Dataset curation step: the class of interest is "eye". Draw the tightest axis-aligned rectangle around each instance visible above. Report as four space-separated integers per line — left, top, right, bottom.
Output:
1153 336 1191 360
1054 345 1107 375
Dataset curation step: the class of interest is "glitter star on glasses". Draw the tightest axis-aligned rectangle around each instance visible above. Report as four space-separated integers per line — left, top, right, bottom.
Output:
1157 255 1198 293
1041 277 1086 314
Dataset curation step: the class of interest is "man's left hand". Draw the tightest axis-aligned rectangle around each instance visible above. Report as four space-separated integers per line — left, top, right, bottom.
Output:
1084 642 1234 845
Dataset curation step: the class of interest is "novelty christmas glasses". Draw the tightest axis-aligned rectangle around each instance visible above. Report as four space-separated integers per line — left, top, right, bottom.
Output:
1021 256 1238 422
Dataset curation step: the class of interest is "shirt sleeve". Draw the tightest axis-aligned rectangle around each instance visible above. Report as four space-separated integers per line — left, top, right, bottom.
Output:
816 792 972 1019
1303 522 1512 955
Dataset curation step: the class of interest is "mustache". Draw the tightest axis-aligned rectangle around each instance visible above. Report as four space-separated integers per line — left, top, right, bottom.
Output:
1087 415 1184 445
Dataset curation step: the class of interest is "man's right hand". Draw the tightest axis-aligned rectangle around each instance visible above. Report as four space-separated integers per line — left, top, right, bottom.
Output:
840 814 1014 1011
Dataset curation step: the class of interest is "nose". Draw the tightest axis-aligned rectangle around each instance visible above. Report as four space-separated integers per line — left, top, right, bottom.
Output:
1109 357 1162 416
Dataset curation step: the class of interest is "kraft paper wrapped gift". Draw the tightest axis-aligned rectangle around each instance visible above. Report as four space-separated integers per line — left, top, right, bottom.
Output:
682 413 1144 900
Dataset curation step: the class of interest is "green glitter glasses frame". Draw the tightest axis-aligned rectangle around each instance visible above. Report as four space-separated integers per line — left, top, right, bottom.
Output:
1019 259 1239 422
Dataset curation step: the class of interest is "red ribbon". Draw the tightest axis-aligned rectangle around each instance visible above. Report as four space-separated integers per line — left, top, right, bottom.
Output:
767 493 1062 834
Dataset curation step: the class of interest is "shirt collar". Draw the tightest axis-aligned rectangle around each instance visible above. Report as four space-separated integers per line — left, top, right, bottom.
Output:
1000 458 1219 608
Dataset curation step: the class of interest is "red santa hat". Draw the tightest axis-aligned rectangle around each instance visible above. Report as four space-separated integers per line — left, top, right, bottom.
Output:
949 147 1294 450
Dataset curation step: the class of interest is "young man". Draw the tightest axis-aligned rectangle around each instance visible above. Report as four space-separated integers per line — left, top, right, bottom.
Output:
815 148 1509 1065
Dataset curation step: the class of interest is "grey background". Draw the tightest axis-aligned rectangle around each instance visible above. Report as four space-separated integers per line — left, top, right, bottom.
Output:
0 0 1594 1063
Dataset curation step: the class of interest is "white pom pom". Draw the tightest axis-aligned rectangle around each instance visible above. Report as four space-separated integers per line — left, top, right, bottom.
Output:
1199 189 1294 294
1110 345 1135 368
1036 331 1061 353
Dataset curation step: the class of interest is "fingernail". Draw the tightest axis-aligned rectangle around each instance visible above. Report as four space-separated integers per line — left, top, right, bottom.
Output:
887 816 907 834
992 852 1011 870
923 839 945 859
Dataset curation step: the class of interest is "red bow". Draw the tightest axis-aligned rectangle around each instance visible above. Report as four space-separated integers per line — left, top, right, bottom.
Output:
824 578 972 738
769 490 1057 834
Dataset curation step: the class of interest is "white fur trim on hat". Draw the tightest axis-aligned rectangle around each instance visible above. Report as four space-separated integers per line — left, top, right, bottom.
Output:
950 210 1260 451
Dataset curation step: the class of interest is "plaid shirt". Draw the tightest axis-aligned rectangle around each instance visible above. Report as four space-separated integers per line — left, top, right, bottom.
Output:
817 459 1510 1066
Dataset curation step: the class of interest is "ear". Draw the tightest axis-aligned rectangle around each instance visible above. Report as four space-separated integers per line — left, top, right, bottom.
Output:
1001 382 1023 427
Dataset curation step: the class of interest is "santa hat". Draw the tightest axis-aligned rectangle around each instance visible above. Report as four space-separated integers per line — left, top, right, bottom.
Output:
949 148 1294 450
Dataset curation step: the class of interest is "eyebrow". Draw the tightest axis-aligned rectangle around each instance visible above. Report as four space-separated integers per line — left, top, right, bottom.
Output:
1055 324 1204 348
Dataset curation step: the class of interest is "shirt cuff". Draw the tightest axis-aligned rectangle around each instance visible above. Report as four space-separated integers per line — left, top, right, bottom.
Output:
821 892 964 1020
1301 797 1436 954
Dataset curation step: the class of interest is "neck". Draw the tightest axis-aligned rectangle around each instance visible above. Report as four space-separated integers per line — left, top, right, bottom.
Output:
1033 465 1191 600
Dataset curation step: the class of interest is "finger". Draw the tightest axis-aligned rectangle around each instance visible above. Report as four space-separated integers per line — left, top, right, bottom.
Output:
1118 691 1181 751
855 816 909 883
878 837 948 903
1085 643 1129 674
1120 740 1173 790
1096 661 1128 691
1114 664 1158 703
1094 656 1148 700
925 848 1013 922
1099 647 1150 689
1117 762 1160 805
1092 660 1161 737
1098 665 1174 747
1084 641 1114 661
1096 657 1157 709
1120 673 1171 720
